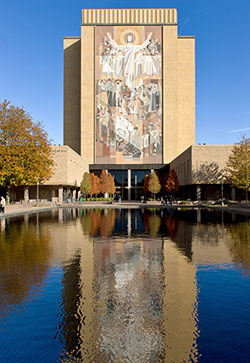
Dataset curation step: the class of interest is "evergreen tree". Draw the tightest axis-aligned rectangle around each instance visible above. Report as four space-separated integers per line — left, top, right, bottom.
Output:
148 171 161 200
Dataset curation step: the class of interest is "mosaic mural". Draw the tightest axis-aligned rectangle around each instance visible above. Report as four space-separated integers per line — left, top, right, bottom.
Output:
95 26 162 164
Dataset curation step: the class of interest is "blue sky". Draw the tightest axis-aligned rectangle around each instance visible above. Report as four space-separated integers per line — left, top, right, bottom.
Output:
0 0 250 145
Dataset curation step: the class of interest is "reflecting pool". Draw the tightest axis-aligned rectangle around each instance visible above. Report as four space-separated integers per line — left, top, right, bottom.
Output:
0 208 250 362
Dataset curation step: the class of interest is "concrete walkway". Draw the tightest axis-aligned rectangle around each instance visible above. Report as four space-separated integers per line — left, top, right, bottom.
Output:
0 205 58 218
0 201 250 218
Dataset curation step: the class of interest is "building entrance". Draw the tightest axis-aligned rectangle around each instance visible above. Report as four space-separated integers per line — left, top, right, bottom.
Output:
89 165 165 200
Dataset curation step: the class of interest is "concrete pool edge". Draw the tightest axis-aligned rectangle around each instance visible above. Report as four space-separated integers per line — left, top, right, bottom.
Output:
0 202 250 218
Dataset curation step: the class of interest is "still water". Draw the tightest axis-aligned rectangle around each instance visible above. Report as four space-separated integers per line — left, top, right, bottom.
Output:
0 208 250 363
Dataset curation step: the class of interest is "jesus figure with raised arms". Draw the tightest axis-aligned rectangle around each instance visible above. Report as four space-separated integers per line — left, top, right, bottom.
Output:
107 31 152 90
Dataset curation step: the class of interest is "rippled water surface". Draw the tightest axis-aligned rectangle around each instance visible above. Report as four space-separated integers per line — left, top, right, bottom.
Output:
0 208 250 362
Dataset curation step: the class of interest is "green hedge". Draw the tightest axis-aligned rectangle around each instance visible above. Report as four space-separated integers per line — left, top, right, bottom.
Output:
85 197 113 201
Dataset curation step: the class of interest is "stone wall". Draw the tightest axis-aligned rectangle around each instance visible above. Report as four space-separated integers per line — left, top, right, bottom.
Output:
63 37 81 154
80 26 95 163
170 146 192 186
44 145 89 187
170 145 233 186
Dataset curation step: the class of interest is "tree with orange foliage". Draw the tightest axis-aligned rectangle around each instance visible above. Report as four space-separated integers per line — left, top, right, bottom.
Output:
164 169 179 193
0 100 54 195
165 215 179 238
90 209 101 235
90 173 100 196
99 209 116 238
143 174 150 193
99 170 110 196
108 173 115 196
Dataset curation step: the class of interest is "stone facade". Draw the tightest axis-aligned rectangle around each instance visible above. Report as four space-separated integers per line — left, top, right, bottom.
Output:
9 146 88 203
61 9 239 201
44 145 89 187
170 145 233 186
64 8 195 165
163 28 195 164
64 37 81 154
169 145 238 201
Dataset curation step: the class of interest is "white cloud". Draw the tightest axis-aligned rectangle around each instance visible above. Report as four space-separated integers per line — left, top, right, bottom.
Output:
228 127 250 133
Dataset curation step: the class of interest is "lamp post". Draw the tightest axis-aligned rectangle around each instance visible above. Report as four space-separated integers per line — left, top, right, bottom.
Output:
36 182 39 207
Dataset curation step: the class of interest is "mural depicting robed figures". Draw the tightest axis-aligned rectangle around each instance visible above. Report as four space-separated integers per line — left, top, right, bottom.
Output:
95 26 163 164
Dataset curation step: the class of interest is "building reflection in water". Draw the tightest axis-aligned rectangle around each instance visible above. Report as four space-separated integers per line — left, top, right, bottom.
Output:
1 209 249 361
58 208 200 362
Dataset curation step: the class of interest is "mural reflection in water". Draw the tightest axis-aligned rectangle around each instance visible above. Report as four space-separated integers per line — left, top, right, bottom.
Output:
58 208 200 362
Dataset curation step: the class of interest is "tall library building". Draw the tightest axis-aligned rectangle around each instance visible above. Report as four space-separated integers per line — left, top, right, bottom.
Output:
61 8 235 201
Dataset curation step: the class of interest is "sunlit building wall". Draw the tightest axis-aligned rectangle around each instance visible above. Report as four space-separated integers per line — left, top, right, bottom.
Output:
64 8 195 199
